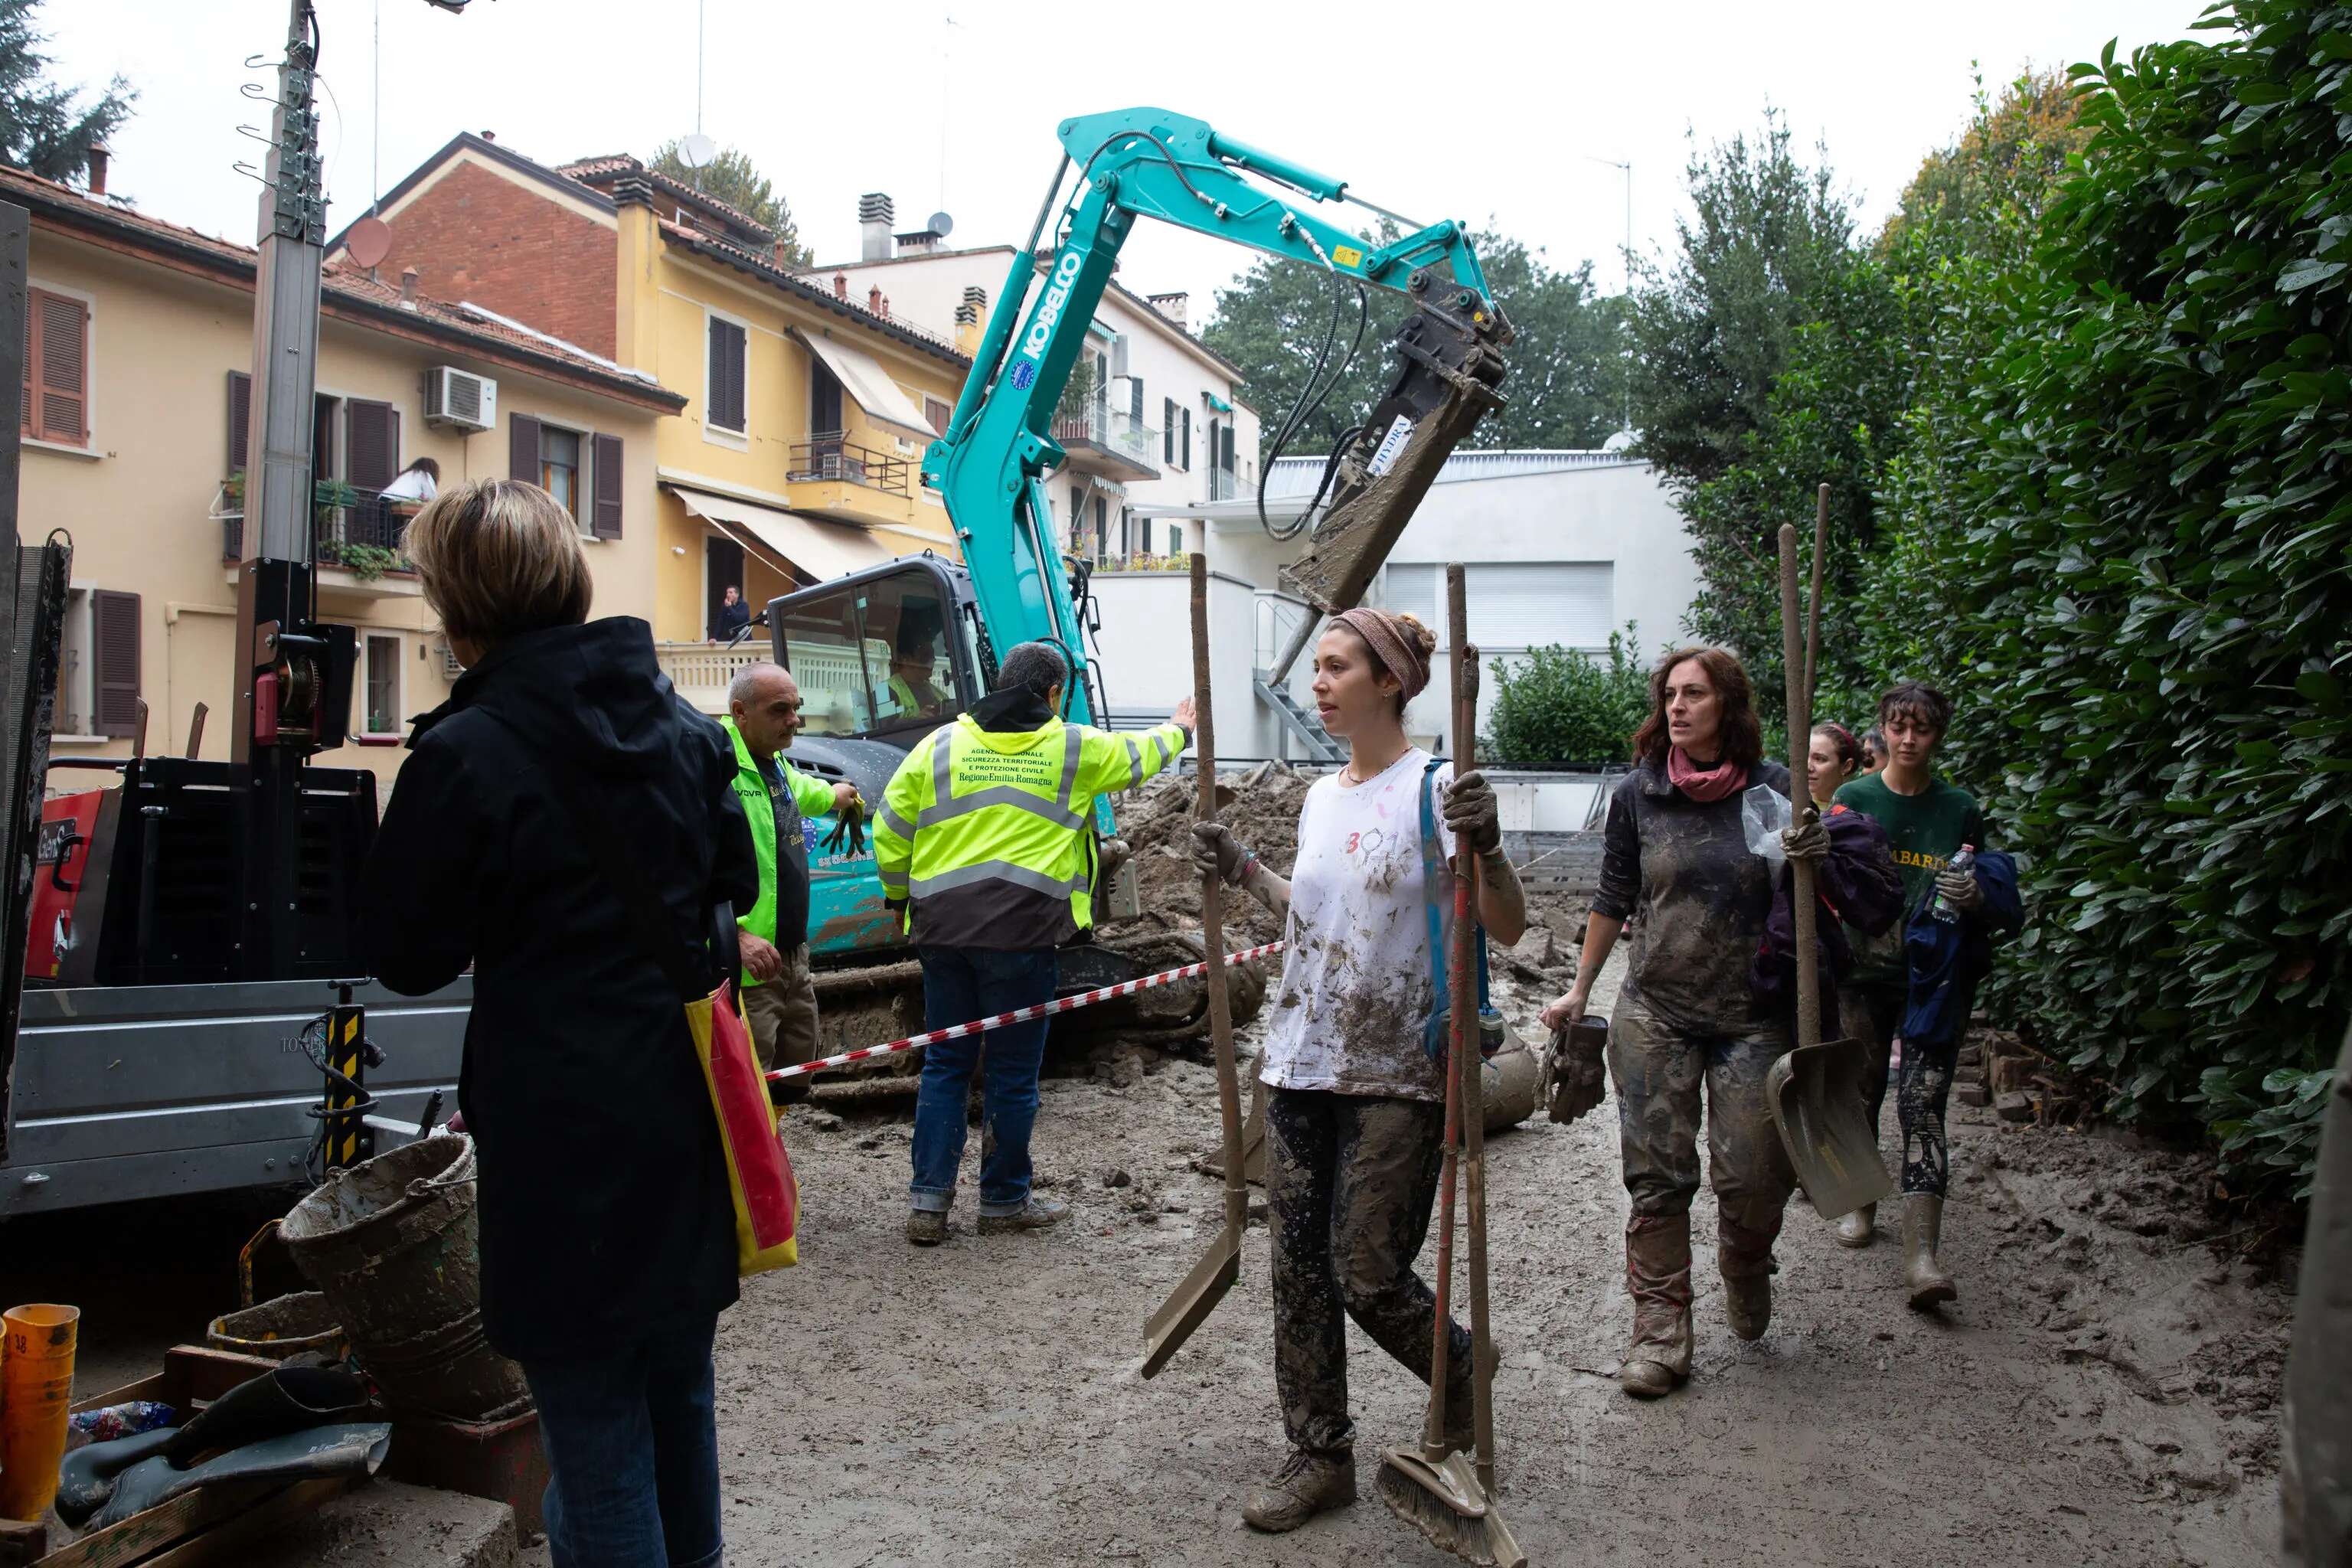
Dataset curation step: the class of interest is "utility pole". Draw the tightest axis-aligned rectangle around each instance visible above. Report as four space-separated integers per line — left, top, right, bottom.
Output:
1588 155 1633 433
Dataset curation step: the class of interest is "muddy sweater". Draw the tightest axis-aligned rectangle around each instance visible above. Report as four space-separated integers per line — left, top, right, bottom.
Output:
1592 757 1792 1038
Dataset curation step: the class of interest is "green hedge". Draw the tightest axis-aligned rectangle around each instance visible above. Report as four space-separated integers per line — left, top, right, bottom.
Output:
1916 6 2352 1194
1483 627 1651 767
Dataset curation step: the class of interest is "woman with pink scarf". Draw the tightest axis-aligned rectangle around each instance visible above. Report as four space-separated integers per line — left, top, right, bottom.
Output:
1539 646 1826 1401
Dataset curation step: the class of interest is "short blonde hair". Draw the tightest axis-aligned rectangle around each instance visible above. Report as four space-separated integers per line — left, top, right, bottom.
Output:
403 479 593 648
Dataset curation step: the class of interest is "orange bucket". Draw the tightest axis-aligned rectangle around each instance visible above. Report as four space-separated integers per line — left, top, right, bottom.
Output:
0 1303 80 1521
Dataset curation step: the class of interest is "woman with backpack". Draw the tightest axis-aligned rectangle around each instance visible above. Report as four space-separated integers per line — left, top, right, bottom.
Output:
1190 607 1525 1538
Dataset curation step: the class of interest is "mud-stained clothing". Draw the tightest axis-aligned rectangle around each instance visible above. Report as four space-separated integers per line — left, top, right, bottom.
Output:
1593 759 1795 1037
743 943 821 1104
1259 750 1457 1103
1265 1087 1470 1457
1609 1000 1796 1228
1841 975 1972 1198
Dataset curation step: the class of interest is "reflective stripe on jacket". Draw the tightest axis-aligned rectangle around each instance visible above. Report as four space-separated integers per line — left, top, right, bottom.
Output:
721 717 835 985
872 712 1186 951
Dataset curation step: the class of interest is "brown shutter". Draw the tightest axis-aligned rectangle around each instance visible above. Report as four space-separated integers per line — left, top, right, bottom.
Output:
26 289 87 446
590 433 623 539
227 371 250 474
708 318 746 430
92 590 140 739
345 399 397 490
510 412 541 483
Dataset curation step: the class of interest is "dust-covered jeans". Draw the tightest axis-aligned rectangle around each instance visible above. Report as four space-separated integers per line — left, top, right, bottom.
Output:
743 944 820 1104
1845 979 1972 1197
1264 1086 1472 1458
1608 999 1796 1269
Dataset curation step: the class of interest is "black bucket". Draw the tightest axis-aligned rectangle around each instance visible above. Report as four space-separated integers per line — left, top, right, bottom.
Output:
279 1135 531 1422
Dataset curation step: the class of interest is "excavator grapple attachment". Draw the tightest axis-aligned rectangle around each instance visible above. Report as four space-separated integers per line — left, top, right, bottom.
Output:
1278 278 1513 613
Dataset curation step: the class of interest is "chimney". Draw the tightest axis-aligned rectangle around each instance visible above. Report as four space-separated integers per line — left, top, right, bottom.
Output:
867 285 886 316
399 266 420 306
858 192 895 261
84 141 108 198
773 238 793 267
1148 291 1189 330
954 293 983 358
480 129 497 143
833 272 848 299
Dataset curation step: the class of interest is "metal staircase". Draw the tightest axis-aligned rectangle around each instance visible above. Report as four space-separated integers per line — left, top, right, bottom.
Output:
1255 674 1344 764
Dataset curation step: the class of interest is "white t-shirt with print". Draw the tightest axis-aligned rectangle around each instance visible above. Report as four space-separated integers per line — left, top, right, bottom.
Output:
1259 748 1456 1102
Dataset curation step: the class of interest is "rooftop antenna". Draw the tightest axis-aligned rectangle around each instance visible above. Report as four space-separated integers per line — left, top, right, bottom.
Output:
694 0 706 188
1588 154 1633 432
937 13 961 214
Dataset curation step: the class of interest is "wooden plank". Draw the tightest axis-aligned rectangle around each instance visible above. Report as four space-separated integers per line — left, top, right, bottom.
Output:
70 1373 170 1415
134 1479 348 1568
0 1519 47 1568
31 1483 273 1568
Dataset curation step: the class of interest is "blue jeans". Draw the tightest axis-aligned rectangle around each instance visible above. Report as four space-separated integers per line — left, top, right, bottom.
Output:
909 945 1059 1217
519 1316 723 1568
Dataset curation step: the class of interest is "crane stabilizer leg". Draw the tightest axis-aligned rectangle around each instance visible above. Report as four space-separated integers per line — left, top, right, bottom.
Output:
1276 282 1512 620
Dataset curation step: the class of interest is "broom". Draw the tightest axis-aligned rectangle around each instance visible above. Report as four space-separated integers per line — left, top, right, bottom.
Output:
1377 564 1527 1567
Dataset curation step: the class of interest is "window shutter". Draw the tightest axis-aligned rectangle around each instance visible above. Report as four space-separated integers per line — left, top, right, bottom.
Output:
227 371 251 474
510 412 541 483
1181 409 1191 471
1221 422 1236 473
1162 399 1175 462
92 590 140 739
591 433 624 539
727 325 747 428
345 399 397 490
708 318 746 431
1131 376 1144 423
27 289 87 446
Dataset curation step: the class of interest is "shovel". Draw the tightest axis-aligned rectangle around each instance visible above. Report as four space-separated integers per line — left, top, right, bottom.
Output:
1142 552 1250 1379
1765 515 1895 1221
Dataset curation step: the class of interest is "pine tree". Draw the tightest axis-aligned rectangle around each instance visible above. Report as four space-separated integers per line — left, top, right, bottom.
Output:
0 0 134 186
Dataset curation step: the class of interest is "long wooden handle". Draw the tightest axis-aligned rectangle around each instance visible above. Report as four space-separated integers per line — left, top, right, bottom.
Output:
1779 524 1821 1050
1449 564 1499 1493
1805 483 1827 705
1189 555 1246 1240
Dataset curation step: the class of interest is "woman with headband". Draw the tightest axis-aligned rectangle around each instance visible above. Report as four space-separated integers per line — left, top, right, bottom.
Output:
1190 606 1527 1536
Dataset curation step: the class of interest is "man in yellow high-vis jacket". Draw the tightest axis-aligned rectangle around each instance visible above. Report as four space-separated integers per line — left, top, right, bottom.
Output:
874 642 1193 1246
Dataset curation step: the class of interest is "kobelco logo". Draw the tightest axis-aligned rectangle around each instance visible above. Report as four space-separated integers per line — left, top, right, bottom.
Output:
1019 250 1085 361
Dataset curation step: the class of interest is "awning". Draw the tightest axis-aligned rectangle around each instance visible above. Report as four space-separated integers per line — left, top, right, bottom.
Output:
668 485 897 583
1204 393 1233 413
793 330 938 444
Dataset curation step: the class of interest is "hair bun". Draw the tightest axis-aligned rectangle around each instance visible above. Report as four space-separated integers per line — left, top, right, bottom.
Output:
1393 612 1439 662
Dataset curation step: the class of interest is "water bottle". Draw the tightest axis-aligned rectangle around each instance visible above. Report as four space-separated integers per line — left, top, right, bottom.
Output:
1930 844 1977 923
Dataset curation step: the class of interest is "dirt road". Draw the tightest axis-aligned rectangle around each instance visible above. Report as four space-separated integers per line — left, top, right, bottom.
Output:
701 952 2287 1568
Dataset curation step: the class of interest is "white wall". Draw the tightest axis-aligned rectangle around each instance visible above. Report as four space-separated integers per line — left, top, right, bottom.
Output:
1088 570 1287 762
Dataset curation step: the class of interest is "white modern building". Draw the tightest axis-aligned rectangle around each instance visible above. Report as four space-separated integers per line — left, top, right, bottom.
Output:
819 196 1262 564
1088 449 1704 763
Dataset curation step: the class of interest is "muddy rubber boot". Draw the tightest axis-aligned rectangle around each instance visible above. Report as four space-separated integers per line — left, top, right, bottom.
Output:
1718 1205 1783 1341
906 1210 948 1246
1834 1202 1877 1249
1241 1448 1355 1533
1902 1194 1958 1309
1620 1214 1694 1399
978 1197 1069 1235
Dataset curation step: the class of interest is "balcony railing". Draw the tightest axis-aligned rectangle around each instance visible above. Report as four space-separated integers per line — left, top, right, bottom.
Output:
789 433 909 497
1207 465 1239 501
217 492 417 578
658 642 769 715
1053 406 1160 472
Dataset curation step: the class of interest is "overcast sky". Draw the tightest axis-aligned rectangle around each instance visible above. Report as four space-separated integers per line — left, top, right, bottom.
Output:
52 0 2199 329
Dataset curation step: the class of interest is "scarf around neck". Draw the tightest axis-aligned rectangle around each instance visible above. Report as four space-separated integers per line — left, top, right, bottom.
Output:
1668 745 1747 803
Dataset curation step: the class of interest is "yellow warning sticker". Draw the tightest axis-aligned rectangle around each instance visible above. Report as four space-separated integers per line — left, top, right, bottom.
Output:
1332 244 1364 270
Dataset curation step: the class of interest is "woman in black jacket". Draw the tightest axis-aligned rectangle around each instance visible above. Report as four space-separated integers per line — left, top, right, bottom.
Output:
364 479 757 1568
1539 647 1825 1403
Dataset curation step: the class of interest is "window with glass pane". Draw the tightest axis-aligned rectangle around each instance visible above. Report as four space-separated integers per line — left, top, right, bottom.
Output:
364 633 400 735
775 567 964 740
541 427 580 520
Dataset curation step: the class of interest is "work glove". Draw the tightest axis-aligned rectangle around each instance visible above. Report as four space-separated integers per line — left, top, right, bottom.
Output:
820 802 866 858
1935 863 1984 910
1546 1017 1608 1125
1191 821 1251 886
1442 769 1502 855
1780 819 1829 865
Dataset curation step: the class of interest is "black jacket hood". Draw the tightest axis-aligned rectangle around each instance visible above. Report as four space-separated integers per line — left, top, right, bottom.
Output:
414 617 686 776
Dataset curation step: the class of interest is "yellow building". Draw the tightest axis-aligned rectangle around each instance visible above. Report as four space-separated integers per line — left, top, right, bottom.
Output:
341 136 972 704
3 161 684 795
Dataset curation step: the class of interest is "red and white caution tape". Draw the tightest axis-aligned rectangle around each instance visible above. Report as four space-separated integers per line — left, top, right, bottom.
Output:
766 940 1285 1083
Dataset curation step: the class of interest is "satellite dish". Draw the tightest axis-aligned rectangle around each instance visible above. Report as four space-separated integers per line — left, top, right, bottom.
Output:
678 133 718 171
345 215 394 270
927 211 955 238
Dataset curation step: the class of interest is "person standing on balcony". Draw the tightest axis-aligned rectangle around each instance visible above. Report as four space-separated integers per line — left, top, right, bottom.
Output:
874 642 1192 1245
724 662 860 1101
714 583 751 644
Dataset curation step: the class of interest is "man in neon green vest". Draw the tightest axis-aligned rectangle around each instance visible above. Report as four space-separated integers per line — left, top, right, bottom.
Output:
724 662 860 1099
874 642 1192 1244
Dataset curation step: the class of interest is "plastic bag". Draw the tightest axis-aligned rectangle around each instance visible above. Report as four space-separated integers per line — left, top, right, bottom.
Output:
1742 784 1792 867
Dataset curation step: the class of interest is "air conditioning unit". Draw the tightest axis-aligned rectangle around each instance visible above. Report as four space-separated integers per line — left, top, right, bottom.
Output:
439 641 465 680
424 366 498 433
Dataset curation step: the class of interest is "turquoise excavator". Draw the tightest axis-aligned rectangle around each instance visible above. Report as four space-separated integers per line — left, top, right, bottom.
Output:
760 106 1514 1067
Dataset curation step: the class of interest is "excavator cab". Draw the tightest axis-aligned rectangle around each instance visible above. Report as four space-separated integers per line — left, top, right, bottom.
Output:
765 554 987 752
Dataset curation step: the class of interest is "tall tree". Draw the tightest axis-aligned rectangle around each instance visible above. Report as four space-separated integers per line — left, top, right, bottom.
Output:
649 140 809 266
1201 227 1628 467
0 0 133 186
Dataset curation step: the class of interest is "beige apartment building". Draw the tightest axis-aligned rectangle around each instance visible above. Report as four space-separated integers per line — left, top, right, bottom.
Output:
5 162 685 795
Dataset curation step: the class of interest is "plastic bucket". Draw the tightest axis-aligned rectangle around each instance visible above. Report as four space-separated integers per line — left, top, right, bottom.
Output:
206 1292 348 1363
278 1135 530 1422
1 1303 80 1520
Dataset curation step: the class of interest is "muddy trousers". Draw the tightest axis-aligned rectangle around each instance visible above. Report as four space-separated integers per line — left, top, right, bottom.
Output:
742 945 819 1104
1264 1086 1472 1458
1608 1001 1796 1316
1847 979 1973 1197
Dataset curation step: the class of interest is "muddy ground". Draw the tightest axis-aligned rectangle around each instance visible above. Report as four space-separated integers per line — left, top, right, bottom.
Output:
9 766 2294 1567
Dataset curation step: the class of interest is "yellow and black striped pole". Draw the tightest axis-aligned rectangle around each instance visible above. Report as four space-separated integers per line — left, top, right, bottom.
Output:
324 998 371 1170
